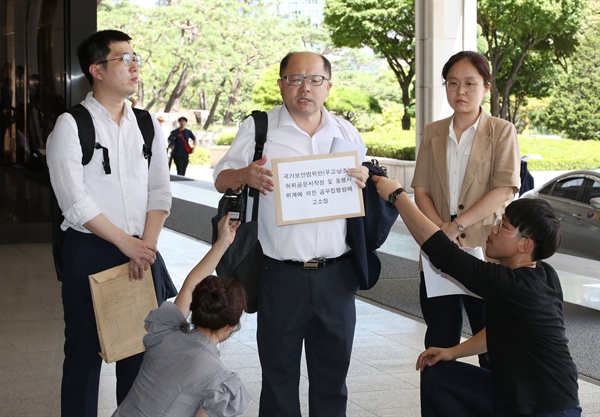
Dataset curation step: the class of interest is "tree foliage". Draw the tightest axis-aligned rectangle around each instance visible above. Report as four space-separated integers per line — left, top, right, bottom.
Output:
99 0 307 128
323 0 415 130
501 51 556 131
327 86 382 125
251 64 283 111
540 17 600 140
478 0 587 120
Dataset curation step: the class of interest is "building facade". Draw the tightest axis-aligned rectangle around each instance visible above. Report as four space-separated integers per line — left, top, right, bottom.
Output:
1 0 95 243
272 0 325 28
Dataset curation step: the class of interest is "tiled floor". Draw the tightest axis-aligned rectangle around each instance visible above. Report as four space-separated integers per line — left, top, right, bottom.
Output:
1 165 598 416
1 229 598 417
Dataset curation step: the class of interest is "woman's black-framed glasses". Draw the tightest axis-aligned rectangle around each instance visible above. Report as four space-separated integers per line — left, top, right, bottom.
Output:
96 53 143 68
281 74 329 86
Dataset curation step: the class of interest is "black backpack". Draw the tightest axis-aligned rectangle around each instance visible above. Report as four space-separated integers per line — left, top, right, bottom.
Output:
50 104 155 281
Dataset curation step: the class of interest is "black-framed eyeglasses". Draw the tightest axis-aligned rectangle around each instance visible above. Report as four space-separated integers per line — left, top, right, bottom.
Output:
281 74 330 86
96 53 143 68
444 81 483 93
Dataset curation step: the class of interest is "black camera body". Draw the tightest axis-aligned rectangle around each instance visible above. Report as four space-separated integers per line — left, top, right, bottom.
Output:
224 189 246 222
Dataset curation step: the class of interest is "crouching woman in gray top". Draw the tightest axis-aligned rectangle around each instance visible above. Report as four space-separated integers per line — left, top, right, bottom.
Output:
113 213 249 417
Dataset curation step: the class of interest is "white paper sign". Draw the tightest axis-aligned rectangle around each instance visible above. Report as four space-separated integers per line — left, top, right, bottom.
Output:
422 247 484 298
271 151 365 226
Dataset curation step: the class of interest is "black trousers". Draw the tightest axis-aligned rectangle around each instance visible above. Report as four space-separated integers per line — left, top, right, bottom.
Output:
257 256 359 417
420 361 582 417
421 361 503 417
60 230 144 417
172 154 189 176
419 272 490 368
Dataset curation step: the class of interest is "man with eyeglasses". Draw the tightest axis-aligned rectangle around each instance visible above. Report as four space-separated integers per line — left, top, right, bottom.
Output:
214 51 370 416
373 175 582 417
46 30 171 417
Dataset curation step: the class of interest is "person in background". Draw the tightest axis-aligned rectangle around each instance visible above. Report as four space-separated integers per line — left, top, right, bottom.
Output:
213 51 370 417
112 213 250 417
46 30 171 417
411 50 520 368
168 116 196 176
373 176 581 417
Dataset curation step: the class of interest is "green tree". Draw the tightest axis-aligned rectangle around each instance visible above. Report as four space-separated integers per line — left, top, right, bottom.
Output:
541 19 600 140
500 50 556 130
251 64 283 111
478 0 587 120
99 0 306 128
323 0 415 130
326 86 381 125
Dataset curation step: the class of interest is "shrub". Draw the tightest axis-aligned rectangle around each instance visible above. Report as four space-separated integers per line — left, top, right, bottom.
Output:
216 132 236 146
519 136 600 171
362 130 417 160
189 148 210 165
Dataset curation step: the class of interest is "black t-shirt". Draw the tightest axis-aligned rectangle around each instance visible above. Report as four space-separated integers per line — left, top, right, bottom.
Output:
422 231 580 414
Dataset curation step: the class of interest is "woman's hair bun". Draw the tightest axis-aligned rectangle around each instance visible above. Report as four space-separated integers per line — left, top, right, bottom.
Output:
189 275 246 331
199 287 229 314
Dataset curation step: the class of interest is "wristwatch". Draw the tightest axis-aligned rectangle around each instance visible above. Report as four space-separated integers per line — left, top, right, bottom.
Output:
388 188 405 204
454 219 465 232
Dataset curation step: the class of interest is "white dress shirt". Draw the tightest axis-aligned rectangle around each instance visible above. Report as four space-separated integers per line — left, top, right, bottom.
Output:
447 115 480 216
214 105 364 262
46 92 172 236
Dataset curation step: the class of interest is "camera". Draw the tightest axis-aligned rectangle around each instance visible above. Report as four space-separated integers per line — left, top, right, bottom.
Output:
224 188 246 221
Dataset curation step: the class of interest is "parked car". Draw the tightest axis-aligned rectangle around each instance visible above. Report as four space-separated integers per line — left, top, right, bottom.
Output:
521 169 600 261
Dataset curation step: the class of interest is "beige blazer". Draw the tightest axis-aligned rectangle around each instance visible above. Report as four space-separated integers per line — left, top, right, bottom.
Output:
411 111 521 253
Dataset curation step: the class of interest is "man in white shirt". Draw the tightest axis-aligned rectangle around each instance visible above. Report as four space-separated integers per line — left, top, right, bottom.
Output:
46 30 171 417
214 51 369 416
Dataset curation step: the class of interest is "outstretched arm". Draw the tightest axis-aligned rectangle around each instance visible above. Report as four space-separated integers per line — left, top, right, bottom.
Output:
174 213 240 318
372 175 439 246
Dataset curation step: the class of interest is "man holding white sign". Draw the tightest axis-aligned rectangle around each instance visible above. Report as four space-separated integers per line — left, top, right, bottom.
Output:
214 51 369 417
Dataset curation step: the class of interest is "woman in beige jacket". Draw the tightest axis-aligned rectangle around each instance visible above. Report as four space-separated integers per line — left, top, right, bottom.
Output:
411 51 521 368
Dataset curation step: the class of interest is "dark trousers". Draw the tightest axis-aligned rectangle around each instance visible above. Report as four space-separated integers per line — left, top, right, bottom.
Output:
172 154 189 176
257 257 359 417
421 361 582 417
419 272 490 368
60 230 144 417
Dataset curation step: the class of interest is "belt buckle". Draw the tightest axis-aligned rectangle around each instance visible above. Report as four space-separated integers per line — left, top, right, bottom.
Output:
303 258 324 269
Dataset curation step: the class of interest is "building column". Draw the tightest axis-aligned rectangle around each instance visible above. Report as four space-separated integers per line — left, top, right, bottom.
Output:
415 0 477 151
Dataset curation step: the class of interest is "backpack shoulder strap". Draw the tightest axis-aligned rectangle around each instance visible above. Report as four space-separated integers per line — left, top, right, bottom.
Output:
247 110 268 215
132 108 154 148
250 110 267 162
66 104 95 165
132 107 155 166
